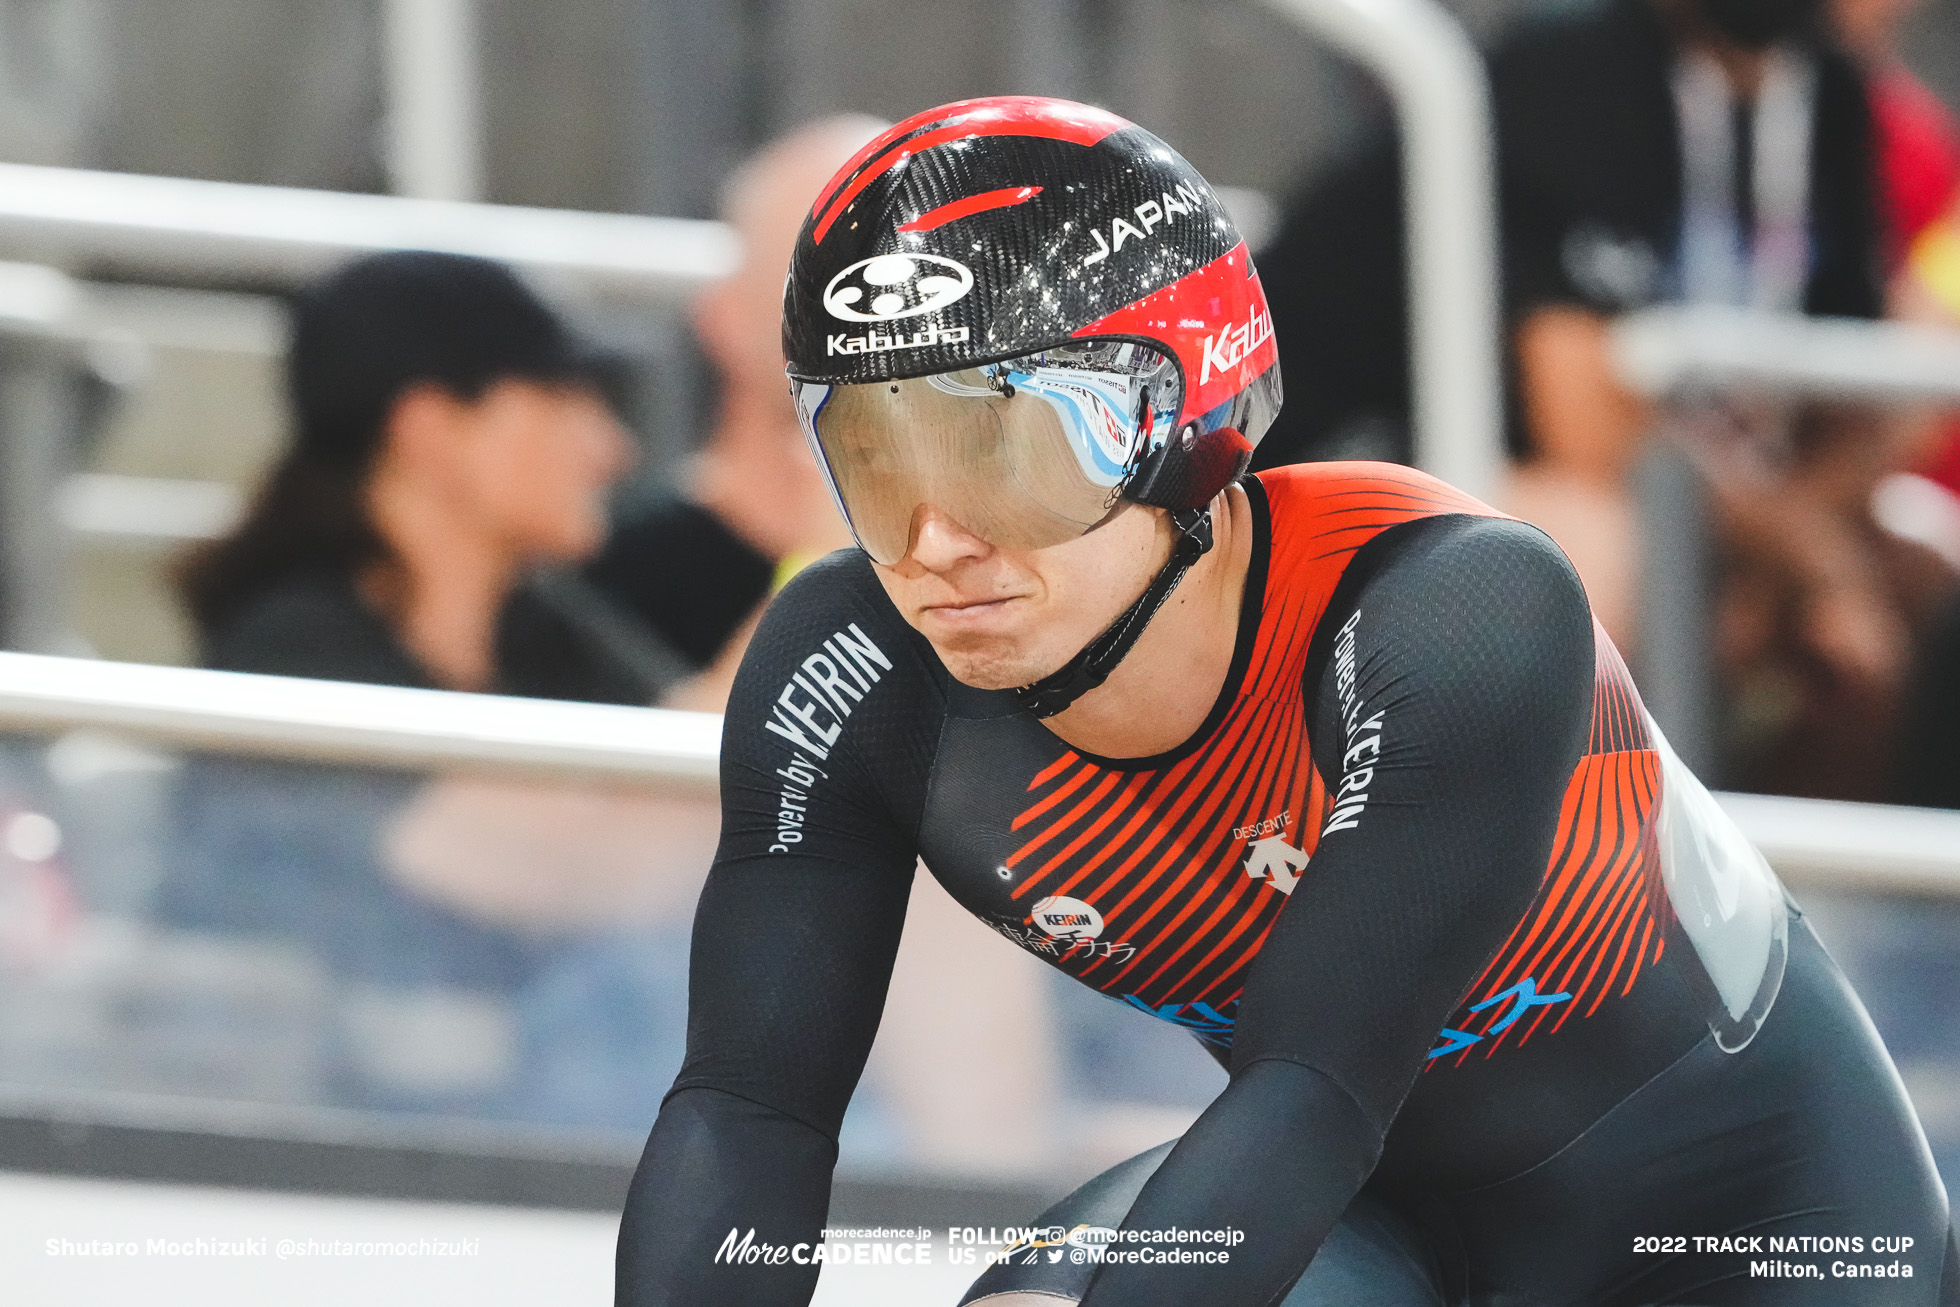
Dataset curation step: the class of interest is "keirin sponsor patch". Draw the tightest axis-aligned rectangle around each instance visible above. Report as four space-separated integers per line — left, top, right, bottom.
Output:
1324 608 1382 836
762 623 893 853
1029 895 1103 941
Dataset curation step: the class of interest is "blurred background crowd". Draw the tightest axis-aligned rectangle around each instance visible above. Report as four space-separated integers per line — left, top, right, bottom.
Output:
0 0 1957 1217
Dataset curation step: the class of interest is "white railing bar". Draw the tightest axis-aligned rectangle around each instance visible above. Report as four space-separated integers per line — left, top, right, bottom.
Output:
1717 790 1960 897
0 651 720 788
1260 0 1506 501
0 163 736 304
56 474 244 545
1614 305 1960 402
0 651 1952 891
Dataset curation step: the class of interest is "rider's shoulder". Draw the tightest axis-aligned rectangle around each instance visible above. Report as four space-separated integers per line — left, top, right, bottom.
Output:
1251 463 1587 616
772 546 888 612
742 547 935 687
1252 460 1500 523
1250 462 1513 590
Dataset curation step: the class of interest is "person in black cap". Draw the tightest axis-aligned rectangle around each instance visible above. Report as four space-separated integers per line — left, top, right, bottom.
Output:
181 248 679 704
161 251 702 1125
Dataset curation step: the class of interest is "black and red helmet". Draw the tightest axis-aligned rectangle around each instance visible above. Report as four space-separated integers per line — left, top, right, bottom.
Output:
784 96 1280 564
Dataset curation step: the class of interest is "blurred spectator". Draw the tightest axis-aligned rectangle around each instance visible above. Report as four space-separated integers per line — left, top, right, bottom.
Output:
152 122 900 1133
1256 0 1958 798
162 251 711 1125
1834 0 1960 528
181 250 672 704
1825 0 1960 805
1833 0 1960 276
586 115 876 711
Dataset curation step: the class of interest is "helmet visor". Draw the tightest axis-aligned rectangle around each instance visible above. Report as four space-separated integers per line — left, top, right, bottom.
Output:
792 340 1182 566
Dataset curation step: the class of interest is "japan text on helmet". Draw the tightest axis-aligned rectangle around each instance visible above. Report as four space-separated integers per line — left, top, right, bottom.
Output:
783 96 1281 566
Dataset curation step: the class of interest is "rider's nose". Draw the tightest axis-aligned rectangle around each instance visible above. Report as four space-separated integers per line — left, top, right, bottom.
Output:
904 503 991 571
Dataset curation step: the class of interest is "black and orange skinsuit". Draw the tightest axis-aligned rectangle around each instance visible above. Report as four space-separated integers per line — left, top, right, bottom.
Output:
617 464 1957 1306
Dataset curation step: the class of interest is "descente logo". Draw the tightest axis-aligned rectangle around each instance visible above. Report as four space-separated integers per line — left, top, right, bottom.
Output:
826 324 970 356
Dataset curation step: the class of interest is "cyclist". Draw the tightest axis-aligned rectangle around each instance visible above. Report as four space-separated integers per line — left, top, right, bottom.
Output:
616 96 1957 1305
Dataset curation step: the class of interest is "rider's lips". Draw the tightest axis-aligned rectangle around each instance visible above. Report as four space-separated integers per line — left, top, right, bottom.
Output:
918 593 1024 632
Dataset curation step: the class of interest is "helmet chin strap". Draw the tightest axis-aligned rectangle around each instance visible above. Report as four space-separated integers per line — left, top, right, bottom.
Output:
1013 506 1214 719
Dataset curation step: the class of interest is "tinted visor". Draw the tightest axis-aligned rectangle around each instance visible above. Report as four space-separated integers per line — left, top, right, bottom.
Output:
793 340 1181 565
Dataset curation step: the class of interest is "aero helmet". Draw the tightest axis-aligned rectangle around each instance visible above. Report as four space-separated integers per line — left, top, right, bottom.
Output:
784 96 1282 714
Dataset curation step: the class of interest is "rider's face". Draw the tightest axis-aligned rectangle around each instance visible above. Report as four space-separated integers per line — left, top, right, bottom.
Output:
871 499 1172 691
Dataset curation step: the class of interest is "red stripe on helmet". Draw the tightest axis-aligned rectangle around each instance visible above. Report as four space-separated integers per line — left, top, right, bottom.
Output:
812 97 1127 244
1076 244 1276 424
811 111 962 218
896 185 1044 234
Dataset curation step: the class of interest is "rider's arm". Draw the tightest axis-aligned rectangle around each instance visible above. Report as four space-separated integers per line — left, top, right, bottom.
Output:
615 556 933 1307
1080 514 1595 1306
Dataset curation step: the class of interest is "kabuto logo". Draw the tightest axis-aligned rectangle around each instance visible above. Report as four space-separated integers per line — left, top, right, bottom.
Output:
825 323 971 356
823 253 974 323
1198 302 1274 386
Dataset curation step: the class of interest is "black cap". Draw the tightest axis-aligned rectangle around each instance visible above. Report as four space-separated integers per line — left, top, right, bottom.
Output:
289 250 604 471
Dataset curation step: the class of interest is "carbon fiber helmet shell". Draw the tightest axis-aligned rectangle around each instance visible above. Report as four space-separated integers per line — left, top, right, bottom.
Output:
784 96 1280 511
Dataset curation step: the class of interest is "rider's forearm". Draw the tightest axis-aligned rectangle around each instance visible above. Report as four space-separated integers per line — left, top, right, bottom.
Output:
1078 1058 1381 1307
615 1086 836 1307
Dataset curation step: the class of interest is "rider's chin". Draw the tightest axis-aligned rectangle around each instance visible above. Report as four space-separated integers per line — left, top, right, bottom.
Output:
938 639 1056 693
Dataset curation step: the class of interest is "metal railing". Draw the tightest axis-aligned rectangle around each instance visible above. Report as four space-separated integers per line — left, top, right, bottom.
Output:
0 651 719 787
0 652 1948 1213
382 0 485 203
1614 305 1960 403
1719 790 1960 897
0 161 734 304
0 646 1945 892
